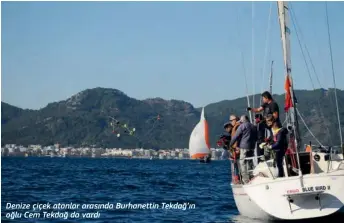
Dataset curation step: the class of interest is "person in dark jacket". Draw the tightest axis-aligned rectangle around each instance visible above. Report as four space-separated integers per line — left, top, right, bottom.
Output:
264 114 288 177
217 122 233 152
230 115 257 183
255 114 273 162
218 122 240 184
255 114 266 157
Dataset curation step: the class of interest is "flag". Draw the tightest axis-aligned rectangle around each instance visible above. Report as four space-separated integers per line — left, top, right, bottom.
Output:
284 75 293 112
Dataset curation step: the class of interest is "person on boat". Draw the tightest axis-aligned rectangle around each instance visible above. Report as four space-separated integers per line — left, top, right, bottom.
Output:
247 91 281 127
217 122 233 151
228 115 241 183
229 115 241 163
255 114 268 162
229 115 240 151
224 122 233 137
263 114 288 178
221 122 237 160
229 115 257 183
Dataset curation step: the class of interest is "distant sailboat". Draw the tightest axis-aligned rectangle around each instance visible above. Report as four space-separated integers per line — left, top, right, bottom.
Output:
189 107 211 163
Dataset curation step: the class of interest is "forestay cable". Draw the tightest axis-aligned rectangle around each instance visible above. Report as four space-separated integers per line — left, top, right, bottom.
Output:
325 2 343 146
251 1 256 111
296 109 324 147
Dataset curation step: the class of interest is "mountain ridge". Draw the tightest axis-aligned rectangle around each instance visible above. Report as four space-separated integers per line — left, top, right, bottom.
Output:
2 87 344 149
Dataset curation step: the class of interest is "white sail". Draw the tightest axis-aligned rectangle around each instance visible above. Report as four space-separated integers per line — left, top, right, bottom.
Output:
189 107 210 158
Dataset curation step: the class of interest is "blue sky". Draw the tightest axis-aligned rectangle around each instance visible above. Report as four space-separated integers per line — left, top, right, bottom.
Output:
2 1 344 109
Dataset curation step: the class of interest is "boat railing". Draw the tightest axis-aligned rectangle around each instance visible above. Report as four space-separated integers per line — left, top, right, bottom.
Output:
230 148 344 185
303 144 344 172
304 144 343 157
230 155 278 184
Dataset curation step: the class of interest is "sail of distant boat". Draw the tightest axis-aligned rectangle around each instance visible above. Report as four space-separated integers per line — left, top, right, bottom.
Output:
189 107 211 159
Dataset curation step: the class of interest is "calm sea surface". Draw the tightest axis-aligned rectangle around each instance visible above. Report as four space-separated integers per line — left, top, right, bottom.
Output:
1 157 343 222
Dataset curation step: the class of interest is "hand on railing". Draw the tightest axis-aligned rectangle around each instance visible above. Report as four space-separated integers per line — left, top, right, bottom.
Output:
259 142 272 150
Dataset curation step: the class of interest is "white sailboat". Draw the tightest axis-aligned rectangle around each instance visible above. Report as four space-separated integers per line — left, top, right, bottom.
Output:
231 1 344 220
189 107 211 163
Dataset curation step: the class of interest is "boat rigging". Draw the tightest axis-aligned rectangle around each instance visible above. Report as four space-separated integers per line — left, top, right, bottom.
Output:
229 1 344 220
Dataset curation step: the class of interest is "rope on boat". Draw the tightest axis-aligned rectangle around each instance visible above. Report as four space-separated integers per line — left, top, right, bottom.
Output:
296 108 324 147
325 2 343 146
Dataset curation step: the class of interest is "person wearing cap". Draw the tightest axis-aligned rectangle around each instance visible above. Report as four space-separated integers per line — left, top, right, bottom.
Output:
229 115 257 183
220 121 240 184
247 91 281 127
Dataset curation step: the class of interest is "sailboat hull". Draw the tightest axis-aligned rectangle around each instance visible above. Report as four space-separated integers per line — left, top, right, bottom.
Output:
231 152 344 220
241 171 344 220
232 173 344 220
231 184 274 220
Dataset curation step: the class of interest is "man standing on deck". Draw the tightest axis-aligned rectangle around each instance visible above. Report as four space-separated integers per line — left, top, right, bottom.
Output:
262 114 288 178
229 115 240 148
247 91 281 127
229 115 257 183
229 115 241 184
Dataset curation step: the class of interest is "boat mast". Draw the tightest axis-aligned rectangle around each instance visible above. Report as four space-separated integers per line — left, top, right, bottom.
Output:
277 1 302 176
269 60 274 94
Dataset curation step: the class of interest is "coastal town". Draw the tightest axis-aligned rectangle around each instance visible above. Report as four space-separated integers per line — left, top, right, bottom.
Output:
1 143 226 160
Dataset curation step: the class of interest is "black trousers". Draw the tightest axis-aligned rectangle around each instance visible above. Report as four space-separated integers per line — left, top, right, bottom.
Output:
274 151 285 177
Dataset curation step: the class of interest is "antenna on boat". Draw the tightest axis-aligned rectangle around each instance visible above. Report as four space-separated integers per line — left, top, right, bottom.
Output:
277 1 303 179
235 8 253 124
269 61 274 94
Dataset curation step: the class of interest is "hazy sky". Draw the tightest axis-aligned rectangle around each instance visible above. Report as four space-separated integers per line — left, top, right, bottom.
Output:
2 1 344 109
